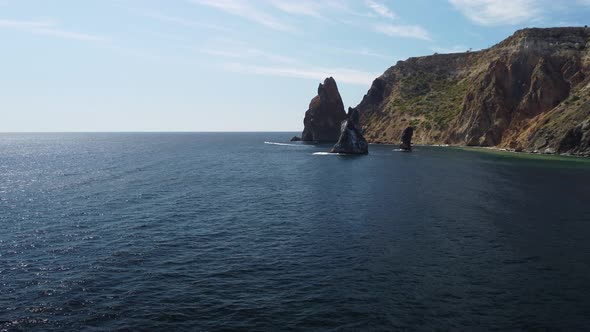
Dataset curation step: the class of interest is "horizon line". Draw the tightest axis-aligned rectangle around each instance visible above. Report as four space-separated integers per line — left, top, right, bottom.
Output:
0 130 302 134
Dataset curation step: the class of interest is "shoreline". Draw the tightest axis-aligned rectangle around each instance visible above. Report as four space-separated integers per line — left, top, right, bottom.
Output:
454 145 590 161
368 141 590 159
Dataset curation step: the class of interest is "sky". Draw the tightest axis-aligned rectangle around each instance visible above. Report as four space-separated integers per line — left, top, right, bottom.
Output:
1 0 589 132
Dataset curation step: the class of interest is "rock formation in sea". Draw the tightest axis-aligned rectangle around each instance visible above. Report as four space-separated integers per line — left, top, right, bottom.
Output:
330 107 369 154
290 136 302 142
400 127 414 151
355 27 590 156
301 77 347 142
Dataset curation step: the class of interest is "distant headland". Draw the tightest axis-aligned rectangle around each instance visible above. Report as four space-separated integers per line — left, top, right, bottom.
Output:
295 27 590 157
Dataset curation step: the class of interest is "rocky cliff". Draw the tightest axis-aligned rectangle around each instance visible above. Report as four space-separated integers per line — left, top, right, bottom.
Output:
356 27 590 156
301 77 347 142
330 107 369 154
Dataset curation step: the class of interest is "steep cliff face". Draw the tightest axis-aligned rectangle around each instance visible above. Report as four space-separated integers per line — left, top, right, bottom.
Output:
356 27 590 156
301 77 347 142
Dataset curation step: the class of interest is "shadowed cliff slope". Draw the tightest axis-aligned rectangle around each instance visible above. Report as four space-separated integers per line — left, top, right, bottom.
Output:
356 27 590 156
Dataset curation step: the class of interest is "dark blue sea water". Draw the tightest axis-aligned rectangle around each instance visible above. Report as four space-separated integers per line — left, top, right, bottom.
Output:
1 133 590 331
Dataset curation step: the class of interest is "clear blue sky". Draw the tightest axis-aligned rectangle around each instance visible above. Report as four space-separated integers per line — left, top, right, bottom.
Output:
1 0 589 132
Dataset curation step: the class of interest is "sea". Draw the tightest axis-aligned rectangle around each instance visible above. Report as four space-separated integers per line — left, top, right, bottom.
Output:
1 132 590 331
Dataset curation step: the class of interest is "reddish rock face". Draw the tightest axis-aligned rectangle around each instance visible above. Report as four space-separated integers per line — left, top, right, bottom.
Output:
452 54 571 147
301 77 347 142
355 27 590 156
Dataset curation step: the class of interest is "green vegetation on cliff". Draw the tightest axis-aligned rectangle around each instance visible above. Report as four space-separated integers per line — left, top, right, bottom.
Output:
356 27 590 156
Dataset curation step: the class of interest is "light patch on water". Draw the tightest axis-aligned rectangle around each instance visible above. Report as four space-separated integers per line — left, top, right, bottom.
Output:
264 142 307 147
313 152 346 156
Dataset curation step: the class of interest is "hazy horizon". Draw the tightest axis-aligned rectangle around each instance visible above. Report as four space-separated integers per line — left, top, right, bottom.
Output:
0 130 303 133
2 0 590 132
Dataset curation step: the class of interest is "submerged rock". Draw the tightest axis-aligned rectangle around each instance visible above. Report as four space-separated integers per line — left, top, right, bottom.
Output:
400 127 414 151
330 108 369 155
301 77 347 142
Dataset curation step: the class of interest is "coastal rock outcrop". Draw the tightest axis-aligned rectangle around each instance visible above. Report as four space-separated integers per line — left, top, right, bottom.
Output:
290 136 302 142
557 119 590 155
301 77 347 142
355 27 590 156
400 127 414 151
330 108 369 155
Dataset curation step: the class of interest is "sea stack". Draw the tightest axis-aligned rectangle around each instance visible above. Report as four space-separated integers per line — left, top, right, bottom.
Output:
400 127 414 151
301 77 347 142
330 108 369 155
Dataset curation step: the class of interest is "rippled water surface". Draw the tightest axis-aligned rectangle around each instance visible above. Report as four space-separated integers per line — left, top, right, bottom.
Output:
2 133 590 331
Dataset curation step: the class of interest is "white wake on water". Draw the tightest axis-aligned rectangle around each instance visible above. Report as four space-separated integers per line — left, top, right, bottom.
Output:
264 142 305 147
312 152 346 156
